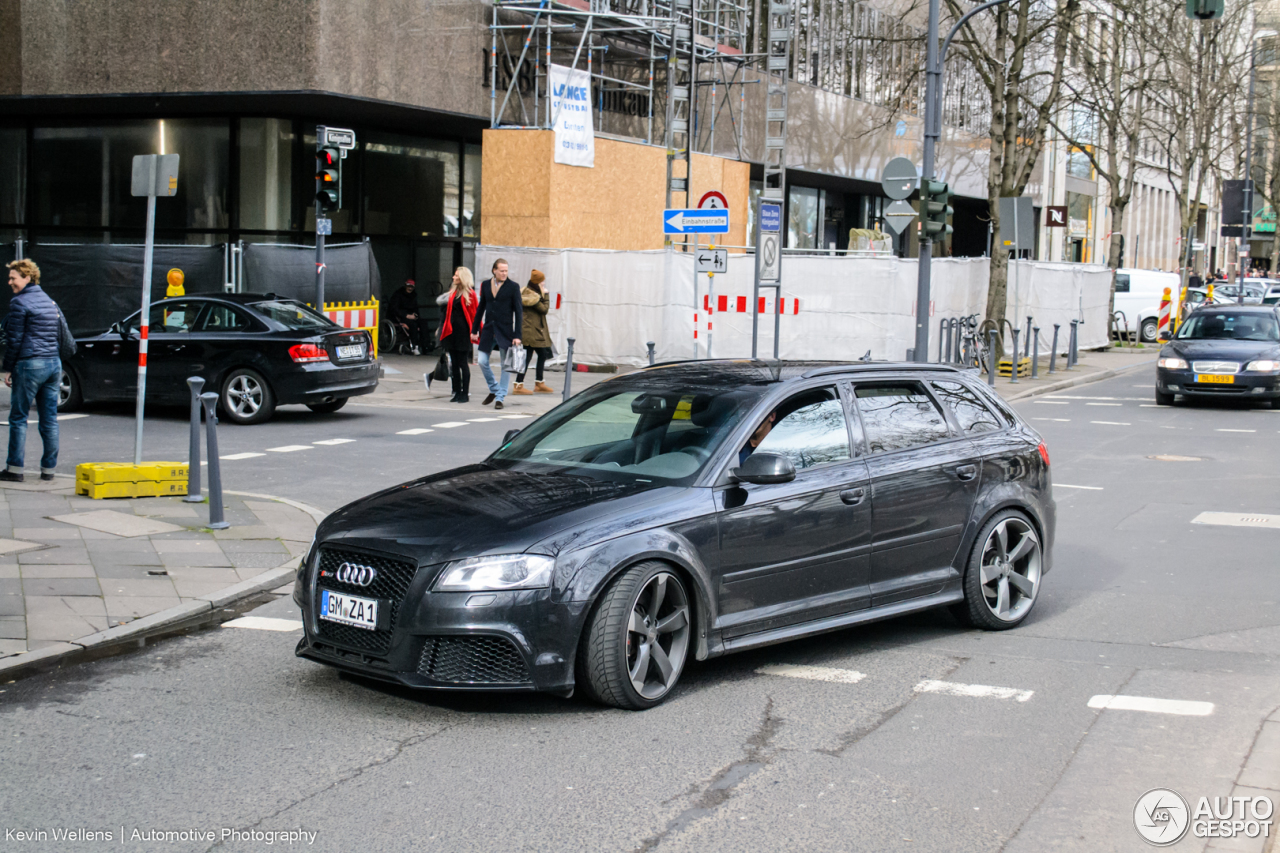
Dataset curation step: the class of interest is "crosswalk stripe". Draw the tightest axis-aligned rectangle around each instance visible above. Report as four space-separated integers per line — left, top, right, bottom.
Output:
431 422 469 428
312 439 356 446
221 452 266 460
397 428 434 435
1087 695 1213 716
915 680 1034 702
266 445 312 453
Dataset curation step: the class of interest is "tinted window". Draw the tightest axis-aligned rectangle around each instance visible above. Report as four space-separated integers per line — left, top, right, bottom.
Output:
1114 274 1130 293
855 384 951 453
250 300 339 332
147 301 203 333
932 380 1002 434
197 305 252 333
1176 311 1280 341
751 387 851 471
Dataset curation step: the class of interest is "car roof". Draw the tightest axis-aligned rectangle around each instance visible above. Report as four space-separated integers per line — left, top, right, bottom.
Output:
632 359 965 388
1188 304 1278 313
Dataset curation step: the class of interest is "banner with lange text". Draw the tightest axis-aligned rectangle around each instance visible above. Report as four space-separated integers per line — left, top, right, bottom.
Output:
549 64 595 168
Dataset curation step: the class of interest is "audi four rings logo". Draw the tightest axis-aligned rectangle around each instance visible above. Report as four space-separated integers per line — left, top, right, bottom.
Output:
336 562 378 586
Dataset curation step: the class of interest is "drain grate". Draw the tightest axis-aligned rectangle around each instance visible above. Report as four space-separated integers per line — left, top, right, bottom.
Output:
1191 512 1280 529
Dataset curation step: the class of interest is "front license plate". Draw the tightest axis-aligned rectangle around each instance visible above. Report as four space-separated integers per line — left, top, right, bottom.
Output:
319 589 378 630
337 344 365 359
1196 374 1235 384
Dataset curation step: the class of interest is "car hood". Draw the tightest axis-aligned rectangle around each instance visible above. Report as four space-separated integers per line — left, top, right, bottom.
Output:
1163 338 1280 363
316 463 678 564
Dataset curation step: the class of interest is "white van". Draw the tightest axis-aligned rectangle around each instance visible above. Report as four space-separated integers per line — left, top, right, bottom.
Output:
1112 269 1181 341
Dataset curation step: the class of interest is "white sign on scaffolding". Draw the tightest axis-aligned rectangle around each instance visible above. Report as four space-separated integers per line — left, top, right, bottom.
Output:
549 64 595 168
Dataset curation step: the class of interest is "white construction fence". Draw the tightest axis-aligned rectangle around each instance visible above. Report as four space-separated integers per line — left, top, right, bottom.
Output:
477 246 1112 367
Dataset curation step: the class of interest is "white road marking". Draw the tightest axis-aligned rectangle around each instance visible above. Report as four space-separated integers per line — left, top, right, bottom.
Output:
1033 418 1071 422
1091 421 1131 426
54 413 89 421
1034 401 1070 405
757 664 867 684
499 414 533 419
1086 402 1123 407
1148 454 1202 462
1088 694 1214 716
914 680 1034 702
266 445 312 453
1216 428 1256 433
222 616 303 632
396 428 434 435
1046 395 1151 401
312 439 356 446
1192 511 1280 529
468 417 501 423
431 422 470 428
382 366 403 375
1139 404 1167 408
221 452 266 460
1056 484 1103 490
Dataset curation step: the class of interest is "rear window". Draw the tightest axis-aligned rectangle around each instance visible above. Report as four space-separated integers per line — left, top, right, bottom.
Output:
250 300 339 332
932 380 1003 434
854 383 951 453
1114 274 1130 293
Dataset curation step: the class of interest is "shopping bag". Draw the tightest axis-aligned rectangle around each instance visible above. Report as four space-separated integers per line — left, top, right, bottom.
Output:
502 345 527 374
429 351 451 388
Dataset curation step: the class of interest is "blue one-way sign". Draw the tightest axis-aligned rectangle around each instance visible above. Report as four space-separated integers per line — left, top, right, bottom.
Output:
664 208 730 234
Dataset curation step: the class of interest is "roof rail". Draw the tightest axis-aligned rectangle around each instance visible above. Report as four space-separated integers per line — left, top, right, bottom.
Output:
801 363 962 379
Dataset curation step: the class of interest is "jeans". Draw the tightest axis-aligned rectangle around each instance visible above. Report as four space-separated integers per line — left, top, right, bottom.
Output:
478 346 511 401
8 357 61 473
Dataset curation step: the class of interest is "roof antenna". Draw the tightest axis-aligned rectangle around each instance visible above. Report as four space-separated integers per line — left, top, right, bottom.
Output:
860 350 872 362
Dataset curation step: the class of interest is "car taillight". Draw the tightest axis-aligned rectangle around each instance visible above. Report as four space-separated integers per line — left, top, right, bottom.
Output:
289 343 328 363
1037 442 1050 467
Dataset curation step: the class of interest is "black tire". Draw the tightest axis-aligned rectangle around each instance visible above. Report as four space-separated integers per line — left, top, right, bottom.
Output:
220 368 276 425
306 398 348 414
1140 318 1159 343
1155 388 1175 406
57 368 82 412
577 561 693 710
952 509 1043 631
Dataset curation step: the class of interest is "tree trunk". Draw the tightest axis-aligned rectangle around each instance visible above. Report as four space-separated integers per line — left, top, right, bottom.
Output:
1107 202 1127 336
986 198 1009 335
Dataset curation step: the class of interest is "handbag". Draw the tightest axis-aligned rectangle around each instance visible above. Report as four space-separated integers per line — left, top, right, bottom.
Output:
55 307 77 359
431 351 451 383
502 345 527 374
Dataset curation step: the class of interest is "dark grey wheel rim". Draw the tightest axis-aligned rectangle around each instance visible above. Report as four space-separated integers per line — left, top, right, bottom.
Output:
979 517 1041 622
58 371 71 407
225 374 263 418
625 572 691 700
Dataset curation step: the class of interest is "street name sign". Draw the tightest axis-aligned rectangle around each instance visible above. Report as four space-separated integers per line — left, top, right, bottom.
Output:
759 203 781 233
882 199 917 235
664 208 730 234
320 126 357 150
696 248 729 274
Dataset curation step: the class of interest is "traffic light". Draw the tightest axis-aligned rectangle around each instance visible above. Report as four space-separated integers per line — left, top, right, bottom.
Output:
1186 0 1224 20
315 146 340 212
920 179 953 242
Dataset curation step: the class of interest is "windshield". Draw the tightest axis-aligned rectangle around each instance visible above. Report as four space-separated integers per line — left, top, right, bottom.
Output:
1176 312 1280 341
492 384 758 483
250 300 339 332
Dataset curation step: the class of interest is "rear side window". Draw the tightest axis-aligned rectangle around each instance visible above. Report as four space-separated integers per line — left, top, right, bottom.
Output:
1114 273 1130 293
932 380 1002 434
250 300 339 332
854 384 951 453
197 305 253 333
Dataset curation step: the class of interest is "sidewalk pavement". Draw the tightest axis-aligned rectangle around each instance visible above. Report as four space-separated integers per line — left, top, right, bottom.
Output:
0 480 317 666
985 345 1156 401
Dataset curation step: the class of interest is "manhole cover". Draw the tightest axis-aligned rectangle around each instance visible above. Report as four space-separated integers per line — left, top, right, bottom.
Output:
1148 454 1202 462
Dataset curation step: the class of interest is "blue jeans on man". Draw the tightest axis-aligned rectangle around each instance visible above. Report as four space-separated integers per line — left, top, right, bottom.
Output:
8 357 61 474
477 346 511 403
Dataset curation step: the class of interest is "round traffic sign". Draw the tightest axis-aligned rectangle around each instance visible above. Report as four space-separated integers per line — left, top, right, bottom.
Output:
698 191 728 210
881 157 919 201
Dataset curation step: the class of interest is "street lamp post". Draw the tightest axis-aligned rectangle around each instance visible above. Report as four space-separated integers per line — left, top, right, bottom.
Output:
1239 31 1277 303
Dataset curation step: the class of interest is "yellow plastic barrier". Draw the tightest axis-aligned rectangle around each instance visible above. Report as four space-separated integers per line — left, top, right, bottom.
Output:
323 298 380 358
75 462 188 499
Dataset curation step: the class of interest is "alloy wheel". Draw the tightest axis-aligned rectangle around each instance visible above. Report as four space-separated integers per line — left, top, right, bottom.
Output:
978 517 1041 622
58 371 72 407
226 374 263 417
625 572 691 700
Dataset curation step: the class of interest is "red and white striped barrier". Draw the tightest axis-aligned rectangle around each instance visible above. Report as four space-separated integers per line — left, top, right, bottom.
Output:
703 295 803 315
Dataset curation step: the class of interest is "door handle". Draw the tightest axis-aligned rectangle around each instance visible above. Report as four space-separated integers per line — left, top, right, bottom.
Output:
839 487 866 505
955 464 978 481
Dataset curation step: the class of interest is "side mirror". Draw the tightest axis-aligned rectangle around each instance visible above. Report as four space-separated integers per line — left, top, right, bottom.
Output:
731 452 796 485
111 321 128 339
502 428 521 445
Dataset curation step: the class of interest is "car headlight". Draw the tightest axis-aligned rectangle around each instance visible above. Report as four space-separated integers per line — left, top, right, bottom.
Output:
433 554 556 592
1158 357 1188 369
1246 360 1280 372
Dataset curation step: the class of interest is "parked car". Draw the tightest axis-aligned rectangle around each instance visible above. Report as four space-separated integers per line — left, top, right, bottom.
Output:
1214 280 1269 304
1156 305 1280 406
1263 284 1280 306
1112 268 1181 342
60 294 377 424
294 360 1056 709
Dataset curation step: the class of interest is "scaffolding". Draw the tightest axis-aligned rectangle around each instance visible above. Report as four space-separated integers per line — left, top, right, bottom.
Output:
488 0 754 210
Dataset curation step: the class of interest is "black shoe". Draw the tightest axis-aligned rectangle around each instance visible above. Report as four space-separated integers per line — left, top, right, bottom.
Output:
0 470 24 482
449 393 460 403
482 394 496 406
457 394 469 403
495 400 504 410
40 473 55 481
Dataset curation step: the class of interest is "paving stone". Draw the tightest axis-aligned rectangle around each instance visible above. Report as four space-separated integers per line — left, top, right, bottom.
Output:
98 577 178 598
93 562 167 579
1238 722 1280 791
104 595 183 623
164 566 240 585
49 509 184 538
0 578 19 596
0 565 17 579
172 579 234 598
20 546 91 565
211 525 279 540
0 616 26 639
153 539 225 554
134 504 200 518
77 529 123 540
12 526 82 540
229 552 292 570
86 539 162 554
21 577 101 597
159 552 233 568
0 537 47 555
0 639 27 656
219 539 288 555
19 564 96 578
91 551 164 569
0 594 25 615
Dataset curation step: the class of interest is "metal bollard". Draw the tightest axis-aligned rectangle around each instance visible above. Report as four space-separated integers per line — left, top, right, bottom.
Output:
1010 328 1020 384
1068 320 1079 368
199 392 229 530
1025 316 1033 358
561 337 576 403
937 319 947 362
1032 327 1040 379
1049 324 1060 374
944 319 954 363
647 341 656 366
987 329 998 387
184 376 205 503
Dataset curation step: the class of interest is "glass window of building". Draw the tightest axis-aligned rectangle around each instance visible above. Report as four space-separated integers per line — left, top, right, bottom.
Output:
239 119 294 232
788 185 819 249
463 143 481 239
362 133 459 238
0 129 25 226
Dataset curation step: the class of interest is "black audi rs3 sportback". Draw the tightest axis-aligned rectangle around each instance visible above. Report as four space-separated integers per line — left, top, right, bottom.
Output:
296 360 1055 709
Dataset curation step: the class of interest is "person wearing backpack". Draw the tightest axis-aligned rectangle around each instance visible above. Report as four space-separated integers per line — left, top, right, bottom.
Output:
3 260 71 482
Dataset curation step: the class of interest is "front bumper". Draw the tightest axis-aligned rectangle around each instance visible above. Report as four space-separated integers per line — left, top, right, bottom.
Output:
293 547 588 694
1157 368 1280 399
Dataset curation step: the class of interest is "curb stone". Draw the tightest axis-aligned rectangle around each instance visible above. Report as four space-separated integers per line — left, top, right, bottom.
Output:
1001 357 1157 402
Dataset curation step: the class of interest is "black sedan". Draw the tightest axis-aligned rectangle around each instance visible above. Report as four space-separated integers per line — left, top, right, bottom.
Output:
295 361 1055 709
61 294 378 424
1156 305 1280 407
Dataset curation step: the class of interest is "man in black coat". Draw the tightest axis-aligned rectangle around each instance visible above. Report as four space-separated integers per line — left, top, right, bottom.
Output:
388 279 424 355
475 258 523 409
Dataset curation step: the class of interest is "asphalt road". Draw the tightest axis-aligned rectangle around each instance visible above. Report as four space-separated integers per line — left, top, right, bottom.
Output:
3 366 1279 852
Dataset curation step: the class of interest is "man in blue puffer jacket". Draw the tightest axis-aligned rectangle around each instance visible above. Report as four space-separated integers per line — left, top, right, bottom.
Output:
3 260 61 482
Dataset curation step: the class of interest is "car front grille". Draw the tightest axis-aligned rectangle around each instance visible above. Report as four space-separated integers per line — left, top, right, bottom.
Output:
1184 381 1248 394
1192 361 1241 374
314 547 418 656
417 636 530 684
